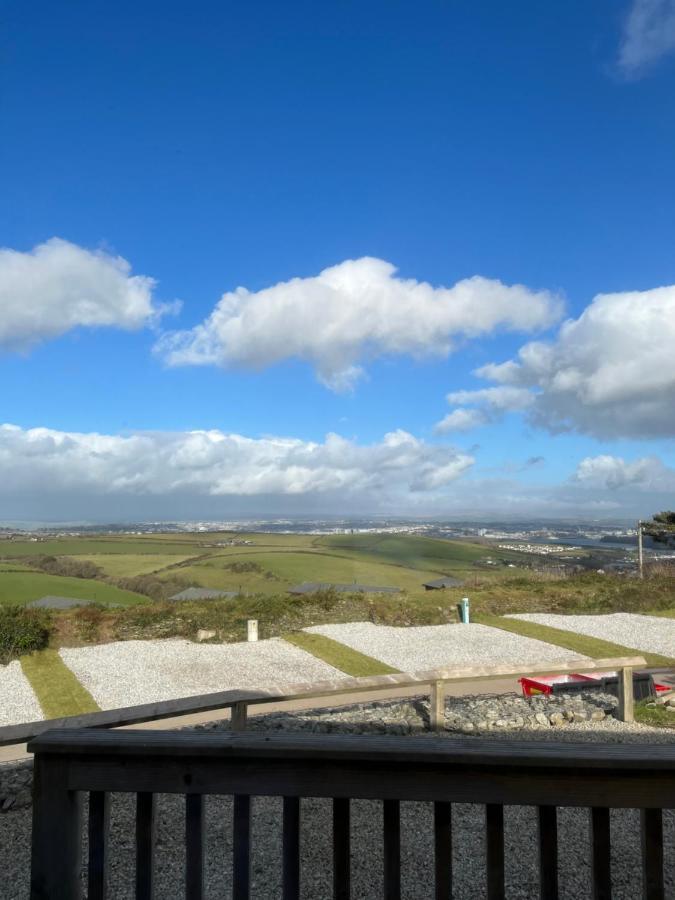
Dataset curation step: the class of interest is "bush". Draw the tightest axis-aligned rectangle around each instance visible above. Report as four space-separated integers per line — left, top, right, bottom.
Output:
0 605 52 664
25 554 103 580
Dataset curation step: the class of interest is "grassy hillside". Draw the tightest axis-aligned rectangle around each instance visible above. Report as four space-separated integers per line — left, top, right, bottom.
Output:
72 553 202 578
0 571 147 607
172 549 442 595
0 537 208 557
314 533 512 572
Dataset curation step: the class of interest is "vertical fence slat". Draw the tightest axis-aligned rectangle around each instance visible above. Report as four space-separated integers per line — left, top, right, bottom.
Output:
185 794 204 900
283 797 301 900
136 791 157 900
30 756 83 900
333 797 351 900
434 801 452 900
641 808 664 900
538 805 558 900
486 804 505 900
88 790 110 900
232 795 251 900
383 799 401 900
590 807 611 900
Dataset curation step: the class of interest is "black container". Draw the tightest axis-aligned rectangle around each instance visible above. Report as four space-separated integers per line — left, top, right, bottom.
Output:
600 672 655 701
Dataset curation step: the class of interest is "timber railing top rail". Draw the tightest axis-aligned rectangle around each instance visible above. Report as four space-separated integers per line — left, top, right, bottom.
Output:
0 653 646 748
27 727 675 770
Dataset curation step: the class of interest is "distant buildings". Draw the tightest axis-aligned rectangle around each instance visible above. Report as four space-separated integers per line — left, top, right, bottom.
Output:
168 588 240 602
422 577 463 590
287 582 400 595
27 596 114 609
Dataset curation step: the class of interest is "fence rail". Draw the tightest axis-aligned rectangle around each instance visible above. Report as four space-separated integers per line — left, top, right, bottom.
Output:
29 727 675 899
0 654 646 748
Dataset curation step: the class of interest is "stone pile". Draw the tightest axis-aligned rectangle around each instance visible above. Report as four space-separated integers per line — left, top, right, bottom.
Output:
197 689 618 736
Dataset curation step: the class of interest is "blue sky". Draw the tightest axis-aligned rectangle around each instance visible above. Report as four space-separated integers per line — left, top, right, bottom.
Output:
1 0 675 521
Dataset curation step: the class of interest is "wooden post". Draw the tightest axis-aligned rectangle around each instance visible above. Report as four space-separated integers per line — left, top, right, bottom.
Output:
30 755 83 899
430 680 445 732
638 521 644 580
617 667 634 723
231 701 248 731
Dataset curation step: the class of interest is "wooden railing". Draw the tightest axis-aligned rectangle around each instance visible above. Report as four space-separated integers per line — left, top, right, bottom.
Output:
29 727 675 899
0 654 646 748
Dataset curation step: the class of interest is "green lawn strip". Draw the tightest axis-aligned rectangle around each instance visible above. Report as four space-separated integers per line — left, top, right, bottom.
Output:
21 649 100 718
284 631 399 676
634 699 675 730
474 614 675 668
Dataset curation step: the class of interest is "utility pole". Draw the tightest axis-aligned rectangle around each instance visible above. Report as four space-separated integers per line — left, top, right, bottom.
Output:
637 520 644 580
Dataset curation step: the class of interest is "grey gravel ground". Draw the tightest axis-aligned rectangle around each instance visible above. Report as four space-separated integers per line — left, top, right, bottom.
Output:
59 638 344 707
0 661 42 727
305 621 586 671
3 703 673 899
509 612 675 658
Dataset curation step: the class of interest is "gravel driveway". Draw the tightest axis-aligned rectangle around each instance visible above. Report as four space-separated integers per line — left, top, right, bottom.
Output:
59 638 344 708
304 622 586 672
509 613 675 658
0 661 42 726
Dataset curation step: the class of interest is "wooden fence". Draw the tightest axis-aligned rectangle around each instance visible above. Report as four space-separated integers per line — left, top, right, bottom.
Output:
0 654 646 748
29 727 675 900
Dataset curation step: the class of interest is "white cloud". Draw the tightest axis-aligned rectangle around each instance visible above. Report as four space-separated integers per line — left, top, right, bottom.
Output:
469 283 675 438
434 386 533 433
434 408 489 434
0 238 166 351
156 257 561 391
618 0 675 75
574 455 675 491
0 424 474 506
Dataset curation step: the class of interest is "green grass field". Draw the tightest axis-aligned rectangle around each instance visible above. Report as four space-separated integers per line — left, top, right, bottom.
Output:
0 537 207 557
0 571 147 607
175 548 444 595
71 553 202 577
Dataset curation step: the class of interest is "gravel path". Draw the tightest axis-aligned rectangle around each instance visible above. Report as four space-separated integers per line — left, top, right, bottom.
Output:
305 621 586 671
59 638 344 708
509 612 675 658
0 661 42 726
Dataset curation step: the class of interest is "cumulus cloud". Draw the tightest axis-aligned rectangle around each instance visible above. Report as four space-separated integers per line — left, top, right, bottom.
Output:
156 257 561 391
0 424 474 508
574 454 675 491
0 238 166 351
435 386 534 433
618 0 675 75
464 283 675 438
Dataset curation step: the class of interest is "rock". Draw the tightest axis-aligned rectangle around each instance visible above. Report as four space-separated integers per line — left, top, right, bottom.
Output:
549 713 565 727
535 713 550 727
590 710 605 721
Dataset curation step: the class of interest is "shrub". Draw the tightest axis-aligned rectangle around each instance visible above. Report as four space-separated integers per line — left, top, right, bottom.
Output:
25 555 103 580
0 605 52 664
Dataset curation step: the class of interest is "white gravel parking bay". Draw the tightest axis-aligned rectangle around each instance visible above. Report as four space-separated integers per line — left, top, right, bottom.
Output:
60 638 344 708
509 612 675 658
305 622 585 671
0 661 43 726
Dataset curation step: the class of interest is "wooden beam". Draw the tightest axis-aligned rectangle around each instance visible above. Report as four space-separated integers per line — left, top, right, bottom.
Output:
4 654 647 748
617 667 635 723
430 680 445 732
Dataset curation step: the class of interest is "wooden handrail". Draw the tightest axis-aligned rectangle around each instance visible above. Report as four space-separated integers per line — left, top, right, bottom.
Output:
2 654 646 747
28 729 674 898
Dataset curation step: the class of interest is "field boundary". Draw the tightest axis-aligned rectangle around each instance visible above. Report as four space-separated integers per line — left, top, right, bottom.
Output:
20 650 100 719
284 632 400 676
475 614 675 668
